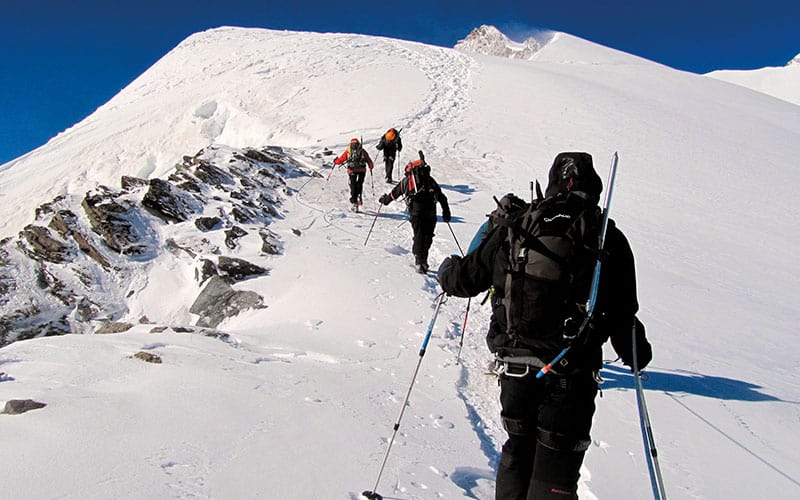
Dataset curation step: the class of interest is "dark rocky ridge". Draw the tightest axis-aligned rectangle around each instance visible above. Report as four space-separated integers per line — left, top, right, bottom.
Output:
0 144 311 346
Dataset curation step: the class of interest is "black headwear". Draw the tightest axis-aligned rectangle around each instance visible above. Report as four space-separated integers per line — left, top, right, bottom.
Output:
544 152 603 199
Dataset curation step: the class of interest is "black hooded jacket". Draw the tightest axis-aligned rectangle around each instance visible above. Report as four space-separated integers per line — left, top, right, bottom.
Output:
438 152 647 372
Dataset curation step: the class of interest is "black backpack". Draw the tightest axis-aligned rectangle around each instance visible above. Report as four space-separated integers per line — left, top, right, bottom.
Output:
348 140 366 169
488 193 528 232
500 191 601 351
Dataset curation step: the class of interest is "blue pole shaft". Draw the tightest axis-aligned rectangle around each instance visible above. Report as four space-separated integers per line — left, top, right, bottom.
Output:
368 292 446 496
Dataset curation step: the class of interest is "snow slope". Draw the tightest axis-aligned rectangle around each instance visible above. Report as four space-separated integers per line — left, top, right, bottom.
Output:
706 53 800 106
2 27 800 499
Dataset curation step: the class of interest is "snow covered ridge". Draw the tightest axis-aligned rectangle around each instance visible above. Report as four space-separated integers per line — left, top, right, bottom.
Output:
705 51 800 106
0 144 316 346
454 25 541 59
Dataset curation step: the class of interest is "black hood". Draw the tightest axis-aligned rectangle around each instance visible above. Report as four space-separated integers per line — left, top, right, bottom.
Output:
544 152 603 199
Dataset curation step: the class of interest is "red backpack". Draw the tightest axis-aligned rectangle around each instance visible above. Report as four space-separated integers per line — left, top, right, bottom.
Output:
404 153 430 194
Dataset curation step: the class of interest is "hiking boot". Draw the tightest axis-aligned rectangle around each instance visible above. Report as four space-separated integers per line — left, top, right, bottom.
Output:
351 204 359 212
416 264 427 274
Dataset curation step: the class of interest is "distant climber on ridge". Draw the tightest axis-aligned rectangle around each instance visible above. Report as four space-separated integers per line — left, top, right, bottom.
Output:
334 138 374 212
375 128 403 183
379 151 450 273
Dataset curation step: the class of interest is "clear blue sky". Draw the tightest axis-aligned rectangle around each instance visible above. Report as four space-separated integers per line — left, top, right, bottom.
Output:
2 0 798 165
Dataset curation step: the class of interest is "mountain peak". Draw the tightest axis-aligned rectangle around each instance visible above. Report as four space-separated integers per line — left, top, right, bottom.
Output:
454 25 541 59
789 52 800 66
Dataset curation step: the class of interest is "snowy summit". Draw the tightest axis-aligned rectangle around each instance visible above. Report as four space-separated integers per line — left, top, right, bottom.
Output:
454 25 542 60
1 25 800 500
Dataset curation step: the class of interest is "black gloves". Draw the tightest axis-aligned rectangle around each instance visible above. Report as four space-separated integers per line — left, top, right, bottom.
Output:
379 194 392 206
436 256 454 284
612 317 652 371
442 211 451 223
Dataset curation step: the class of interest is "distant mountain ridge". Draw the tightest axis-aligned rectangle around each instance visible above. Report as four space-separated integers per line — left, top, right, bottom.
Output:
454 25 541 59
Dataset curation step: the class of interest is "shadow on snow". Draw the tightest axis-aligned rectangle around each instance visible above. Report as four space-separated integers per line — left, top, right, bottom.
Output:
599 364 789 403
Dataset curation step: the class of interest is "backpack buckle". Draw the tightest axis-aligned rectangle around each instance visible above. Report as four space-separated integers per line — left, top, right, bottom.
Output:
515 247 526 264
490 358 531 378
490 354 549 378
562 316 580 341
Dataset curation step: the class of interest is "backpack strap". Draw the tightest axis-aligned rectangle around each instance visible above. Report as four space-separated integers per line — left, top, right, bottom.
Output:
507 198 570 266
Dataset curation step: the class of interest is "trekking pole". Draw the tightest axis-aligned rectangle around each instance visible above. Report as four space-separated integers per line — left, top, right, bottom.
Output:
536 152 619 379
375 149 383 182
325 162 336 182
316 162 337 202
446 222 464 256
633 321 667 500
455 297 471 365
364 204 383 246
321 162 337 192
445 221 471 364
370 166 375 196
363 292 447 500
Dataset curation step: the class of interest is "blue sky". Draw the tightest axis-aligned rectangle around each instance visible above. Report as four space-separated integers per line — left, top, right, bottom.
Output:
1 0 798 165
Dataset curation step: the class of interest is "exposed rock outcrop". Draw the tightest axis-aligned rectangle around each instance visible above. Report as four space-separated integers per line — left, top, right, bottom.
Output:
83 186 150 255
190 275 265 328
454 25 541 60
132 351 162 363
0 144 311 346
20 225 71 263
2 399 47 415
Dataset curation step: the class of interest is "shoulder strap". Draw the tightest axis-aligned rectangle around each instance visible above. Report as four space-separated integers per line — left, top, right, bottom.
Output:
510 203 567 266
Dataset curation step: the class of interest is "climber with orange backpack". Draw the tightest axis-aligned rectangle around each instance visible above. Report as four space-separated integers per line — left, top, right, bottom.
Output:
375 128 403 183
334 138 375 212
379 151 451 273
